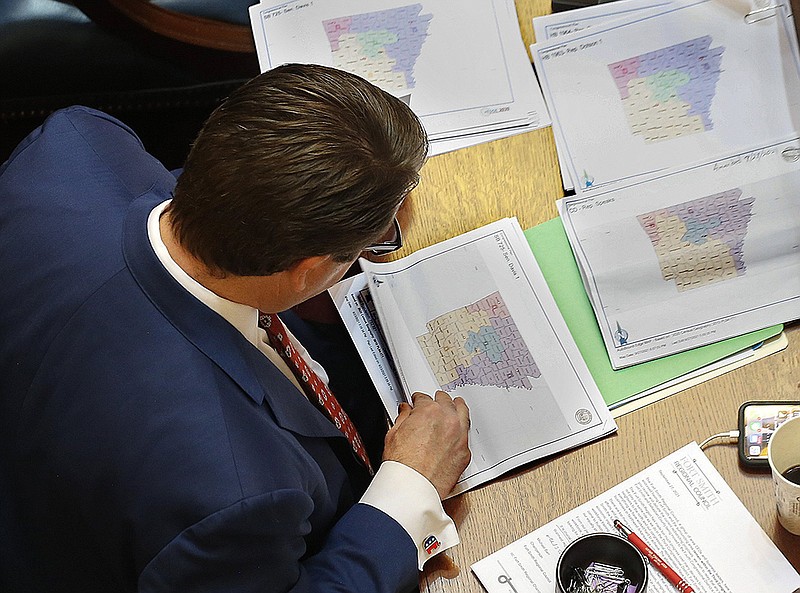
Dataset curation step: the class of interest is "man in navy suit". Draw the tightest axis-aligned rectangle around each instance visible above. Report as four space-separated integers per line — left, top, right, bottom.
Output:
0 64 470 592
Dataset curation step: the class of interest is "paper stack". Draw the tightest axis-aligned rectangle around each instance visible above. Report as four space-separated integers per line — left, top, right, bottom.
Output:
529 0 800 368
248 0 551 155
530 0 800 192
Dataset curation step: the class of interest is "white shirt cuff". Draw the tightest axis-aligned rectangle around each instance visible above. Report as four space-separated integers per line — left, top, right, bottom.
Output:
359 460 459 569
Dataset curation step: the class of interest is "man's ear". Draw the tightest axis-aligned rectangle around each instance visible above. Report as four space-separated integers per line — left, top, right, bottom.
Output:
286 255 330 293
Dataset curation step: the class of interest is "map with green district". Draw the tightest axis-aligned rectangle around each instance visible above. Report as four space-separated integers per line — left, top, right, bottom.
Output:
322 4 432 93
608 36 724 143
416 292 541 392
637 188 755 292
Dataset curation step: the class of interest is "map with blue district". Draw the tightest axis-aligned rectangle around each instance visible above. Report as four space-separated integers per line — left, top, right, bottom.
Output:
416 292 541 391
608 36 724 143
322 4 432 93
637 188 755 291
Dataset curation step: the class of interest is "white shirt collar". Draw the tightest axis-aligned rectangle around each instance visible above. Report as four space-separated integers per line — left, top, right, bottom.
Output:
146 200 262 346
145 200 329 387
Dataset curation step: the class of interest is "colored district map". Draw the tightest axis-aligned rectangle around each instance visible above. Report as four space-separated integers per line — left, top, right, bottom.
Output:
608 36 724 143
416 292 541 392
637 189 755 291
323 4 432 93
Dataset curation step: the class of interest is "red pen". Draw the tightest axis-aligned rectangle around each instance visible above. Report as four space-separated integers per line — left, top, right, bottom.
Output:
614 519 695 593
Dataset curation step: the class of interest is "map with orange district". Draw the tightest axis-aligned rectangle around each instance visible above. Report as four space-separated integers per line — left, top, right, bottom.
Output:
416 292 541 392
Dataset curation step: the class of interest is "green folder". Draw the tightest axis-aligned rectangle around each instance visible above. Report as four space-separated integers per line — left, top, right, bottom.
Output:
525 218 783 408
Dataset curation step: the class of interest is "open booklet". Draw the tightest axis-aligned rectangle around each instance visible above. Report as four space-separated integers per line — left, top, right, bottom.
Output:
472 442 800 592
329 218 616 496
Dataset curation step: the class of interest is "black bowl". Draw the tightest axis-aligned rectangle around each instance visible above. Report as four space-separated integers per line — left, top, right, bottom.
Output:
556 533 648 592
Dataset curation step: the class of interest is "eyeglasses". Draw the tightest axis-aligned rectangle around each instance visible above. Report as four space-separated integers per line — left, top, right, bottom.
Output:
364 217 403 256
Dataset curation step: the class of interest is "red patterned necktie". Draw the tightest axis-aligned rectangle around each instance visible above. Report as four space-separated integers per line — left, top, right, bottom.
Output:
258 312 374 475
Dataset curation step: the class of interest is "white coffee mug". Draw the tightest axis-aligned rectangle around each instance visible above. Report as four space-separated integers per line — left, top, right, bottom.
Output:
768 416 800 535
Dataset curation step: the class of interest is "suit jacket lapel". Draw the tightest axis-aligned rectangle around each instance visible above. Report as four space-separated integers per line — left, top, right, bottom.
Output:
122 193 342 441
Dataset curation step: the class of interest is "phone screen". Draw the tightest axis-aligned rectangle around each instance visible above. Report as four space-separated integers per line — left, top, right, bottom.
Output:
739 401 800 466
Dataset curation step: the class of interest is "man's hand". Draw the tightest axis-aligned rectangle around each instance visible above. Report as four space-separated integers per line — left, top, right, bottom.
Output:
382 391 471 499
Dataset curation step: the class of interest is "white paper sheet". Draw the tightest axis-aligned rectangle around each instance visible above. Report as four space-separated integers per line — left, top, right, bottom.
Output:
531 0 678 190
473 442 800 593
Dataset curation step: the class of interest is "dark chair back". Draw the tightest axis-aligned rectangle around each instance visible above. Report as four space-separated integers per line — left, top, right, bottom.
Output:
1 0 260 168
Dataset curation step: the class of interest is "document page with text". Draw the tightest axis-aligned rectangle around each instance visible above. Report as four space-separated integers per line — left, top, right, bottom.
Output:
473 442 800 592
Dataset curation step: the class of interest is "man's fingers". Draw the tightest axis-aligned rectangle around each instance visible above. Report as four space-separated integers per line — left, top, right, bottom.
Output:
433 390 455 405
393 402 412 428
453 396 471 429
410 390 469 429
383 391 473 499
410 391 433 406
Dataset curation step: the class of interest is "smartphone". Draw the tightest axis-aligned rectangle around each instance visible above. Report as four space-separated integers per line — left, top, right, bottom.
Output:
738 400 800 468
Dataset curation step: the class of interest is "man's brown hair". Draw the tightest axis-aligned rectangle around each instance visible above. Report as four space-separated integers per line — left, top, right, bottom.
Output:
168 63 428 276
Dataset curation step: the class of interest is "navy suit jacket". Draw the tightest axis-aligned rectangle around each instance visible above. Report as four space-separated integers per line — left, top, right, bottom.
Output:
0 107 417 592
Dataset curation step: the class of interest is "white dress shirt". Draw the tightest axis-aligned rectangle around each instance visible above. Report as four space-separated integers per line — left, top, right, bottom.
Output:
147 201 458 568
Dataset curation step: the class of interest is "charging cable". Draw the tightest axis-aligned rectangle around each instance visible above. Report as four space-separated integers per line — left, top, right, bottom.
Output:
699 430 739 449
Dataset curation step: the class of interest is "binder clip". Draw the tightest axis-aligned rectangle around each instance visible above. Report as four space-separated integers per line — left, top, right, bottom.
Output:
744 2 778 23
781 147 800 162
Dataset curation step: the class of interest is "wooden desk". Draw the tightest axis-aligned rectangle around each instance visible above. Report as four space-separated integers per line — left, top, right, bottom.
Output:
405 1 800 590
